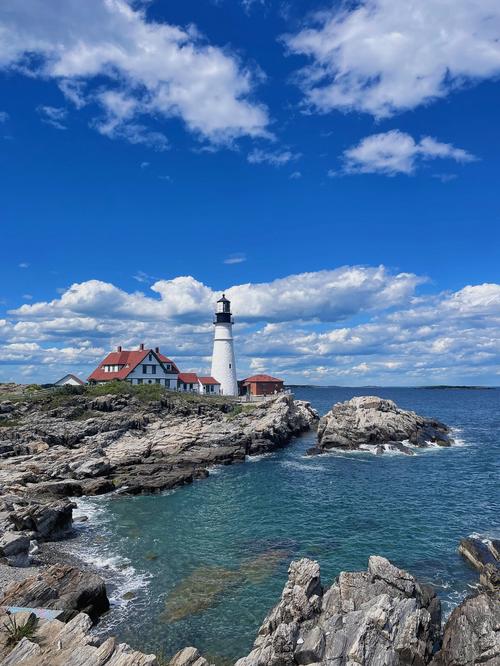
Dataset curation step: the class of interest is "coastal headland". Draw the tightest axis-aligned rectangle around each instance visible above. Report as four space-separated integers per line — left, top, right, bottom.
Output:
0 385 498 664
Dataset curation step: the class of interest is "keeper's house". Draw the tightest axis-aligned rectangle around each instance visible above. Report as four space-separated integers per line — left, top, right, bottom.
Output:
88 344 179 387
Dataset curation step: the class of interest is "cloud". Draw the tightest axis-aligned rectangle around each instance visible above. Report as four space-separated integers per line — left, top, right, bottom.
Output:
18 262 29 268
224 253 247 265
10 267 424 324
37 105 67 130
1 270 499 385
283 0 500 118
432 173 458 183
140 161 150 169
248 148 301 166
132 271 157 284
342 130 476 176
0 111 9 122
0 0 269 145
289 171 302 179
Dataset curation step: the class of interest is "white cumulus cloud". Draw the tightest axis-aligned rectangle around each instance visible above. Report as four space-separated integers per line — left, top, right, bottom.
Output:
284 0 500 118
0 0 269 145
342 130 476 176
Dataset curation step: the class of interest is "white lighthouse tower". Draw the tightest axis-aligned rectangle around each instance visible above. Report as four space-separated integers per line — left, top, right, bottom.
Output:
211 294 238 396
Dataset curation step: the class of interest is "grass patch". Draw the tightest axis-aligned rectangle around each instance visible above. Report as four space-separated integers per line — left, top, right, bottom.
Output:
3 614 38 646
226 403 258 420
0 418 21 428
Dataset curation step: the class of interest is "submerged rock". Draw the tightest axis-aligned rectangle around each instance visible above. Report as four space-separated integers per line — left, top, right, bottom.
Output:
314 395 453 455
161 566 240 622
235 556 440 666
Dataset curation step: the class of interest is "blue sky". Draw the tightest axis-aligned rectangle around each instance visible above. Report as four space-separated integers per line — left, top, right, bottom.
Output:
0 0 499 385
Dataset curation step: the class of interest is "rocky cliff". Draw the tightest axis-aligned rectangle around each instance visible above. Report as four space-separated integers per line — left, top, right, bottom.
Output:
311 395 453 455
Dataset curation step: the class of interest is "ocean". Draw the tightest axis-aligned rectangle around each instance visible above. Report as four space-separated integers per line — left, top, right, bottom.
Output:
64 387 500 662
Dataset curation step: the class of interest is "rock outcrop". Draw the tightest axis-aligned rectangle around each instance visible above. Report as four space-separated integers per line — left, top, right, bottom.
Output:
235 556 441 666
458 535 500 592
430 592 500 666
0 564 109 621
0 609 157 665
310 396 453 455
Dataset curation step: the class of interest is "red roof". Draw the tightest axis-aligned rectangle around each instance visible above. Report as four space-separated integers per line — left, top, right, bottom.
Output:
241 374 283 384
198 376 220 385
157 353 180 374
178 372 199 384
88 348 179 382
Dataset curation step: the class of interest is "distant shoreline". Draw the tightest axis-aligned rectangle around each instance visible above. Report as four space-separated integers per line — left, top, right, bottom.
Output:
287 384 497 390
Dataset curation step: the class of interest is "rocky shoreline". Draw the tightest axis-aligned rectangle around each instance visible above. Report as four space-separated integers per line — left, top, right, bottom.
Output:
1 537 498 665
0 385 318 568
0 386 498 664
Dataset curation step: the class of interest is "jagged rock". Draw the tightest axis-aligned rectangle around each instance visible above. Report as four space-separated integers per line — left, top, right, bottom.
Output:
0 610 158 665
8 498 74 540
0 532 30 566
236 556 440 666
0 564 109 621
430 592 500 666
458 536 500 591
70 457 112 479
169 647 209 666
314 396 453 455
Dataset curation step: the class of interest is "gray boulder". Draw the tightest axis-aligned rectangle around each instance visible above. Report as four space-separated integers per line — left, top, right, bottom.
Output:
314 396 453 455
235 556 440 666
0 531 30 566
430 592 500 666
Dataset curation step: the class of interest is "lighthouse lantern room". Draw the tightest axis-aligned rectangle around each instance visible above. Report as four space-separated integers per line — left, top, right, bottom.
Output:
211 294 238 396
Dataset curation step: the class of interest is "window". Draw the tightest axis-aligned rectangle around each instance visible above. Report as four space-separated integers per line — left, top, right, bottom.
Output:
148 380 152 384
166 364 171 371
156 379 160 384
152 365 156 375
229 363 232 368
142 365 147 374
148 353 153 361
138 379 143 385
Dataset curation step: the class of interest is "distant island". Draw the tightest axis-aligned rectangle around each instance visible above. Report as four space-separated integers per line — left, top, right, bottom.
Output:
419 385 496 390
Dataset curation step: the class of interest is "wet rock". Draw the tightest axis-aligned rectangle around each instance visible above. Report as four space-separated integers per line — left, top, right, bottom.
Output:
459 536 500 591
314 396 453 454
0 564 109 621
235 556 440 666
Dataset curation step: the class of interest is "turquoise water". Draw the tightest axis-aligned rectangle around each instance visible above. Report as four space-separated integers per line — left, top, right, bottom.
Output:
68 387 500 662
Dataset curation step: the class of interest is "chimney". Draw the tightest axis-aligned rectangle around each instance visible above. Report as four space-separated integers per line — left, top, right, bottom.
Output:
155 347 160 353
139 343 145 351
117 345 122 352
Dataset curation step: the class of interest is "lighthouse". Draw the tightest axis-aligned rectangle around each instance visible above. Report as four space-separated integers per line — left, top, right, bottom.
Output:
211 294 238 396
